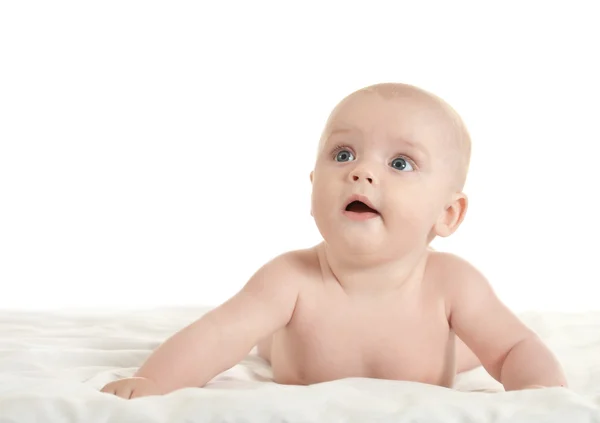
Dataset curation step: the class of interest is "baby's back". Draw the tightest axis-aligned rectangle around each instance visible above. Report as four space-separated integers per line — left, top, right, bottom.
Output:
257 246 462 387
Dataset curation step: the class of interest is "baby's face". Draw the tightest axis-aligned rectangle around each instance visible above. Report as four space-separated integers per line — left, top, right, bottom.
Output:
310 87 467 259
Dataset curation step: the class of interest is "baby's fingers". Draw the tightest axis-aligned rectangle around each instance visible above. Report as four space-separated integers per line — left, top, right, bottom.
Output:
99 383 117 395
114 385 134 399
130 387 159 399
100 378 161 399
100 382 132 399
522 384 546 390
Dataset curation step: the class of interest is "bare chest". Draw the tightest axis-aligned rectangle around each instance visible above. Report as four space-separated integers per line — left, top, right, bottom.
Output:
268 288 455 386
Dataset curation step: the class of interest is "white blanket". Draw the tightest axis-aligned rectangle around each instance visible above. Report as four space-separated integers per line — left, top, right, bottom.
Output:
1 307 599 422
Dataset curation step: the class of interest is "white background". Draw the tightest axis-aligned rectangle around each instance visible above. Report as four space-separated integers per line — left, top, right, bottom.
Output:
1 2 598 311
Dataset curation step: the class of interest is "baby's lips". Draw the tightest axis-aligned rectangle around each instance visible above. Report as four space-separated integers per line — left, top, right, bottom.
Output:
343 194 379 213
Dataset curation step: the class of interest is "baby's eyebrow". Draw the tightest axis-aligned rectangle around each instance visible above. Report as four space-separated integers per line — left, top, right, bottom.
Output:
393 138 430 159
323 126 430 159
325 127 357 140
319 126 358 152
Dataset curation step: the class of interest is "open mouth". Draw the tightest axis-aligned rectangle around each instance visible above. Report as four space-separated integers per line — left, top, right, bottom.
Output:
345 200 379 214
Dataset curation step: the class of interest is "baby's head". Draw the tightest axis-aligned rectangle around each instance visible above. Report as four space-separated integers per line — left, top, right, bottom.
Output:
310 83 471 261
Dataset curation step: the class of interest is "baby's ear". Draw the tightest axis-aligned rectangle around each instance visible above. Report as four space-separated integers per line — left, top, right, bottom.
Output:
435 193 468 237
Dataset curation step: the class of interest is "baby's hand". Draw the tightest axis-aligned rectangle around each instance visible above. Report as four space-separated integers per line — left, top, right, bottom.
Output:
100 376 164 399
522 385 546 390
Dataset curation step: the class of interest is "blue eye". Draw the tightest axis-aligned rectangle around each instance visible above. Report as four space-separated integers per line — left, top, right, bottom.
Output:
391 157 414 172
335 149 355 162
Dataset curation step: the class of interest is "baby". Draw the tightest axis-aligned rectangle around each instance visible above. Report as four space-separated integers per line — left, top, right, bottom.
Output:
101 83 567 399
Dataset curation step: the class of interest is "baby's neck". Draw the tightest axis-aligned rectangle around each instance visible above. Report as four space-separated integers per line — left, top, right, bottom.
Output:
318 242 430 296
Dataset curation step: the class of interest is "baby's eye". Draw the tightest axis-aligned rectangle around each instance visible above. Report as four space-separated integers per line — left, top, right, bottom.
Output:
390 157 414 172
335 149 355 162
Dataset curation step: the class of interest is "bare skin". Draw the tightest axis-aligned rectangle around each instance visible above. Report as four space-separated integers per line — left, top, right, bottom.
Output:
101 83 567 399
256 245 480 387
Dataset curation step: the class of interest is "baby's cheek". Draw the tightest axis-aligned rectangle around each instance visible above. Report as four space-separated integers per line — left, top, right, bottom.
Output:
311 189 335 219
388 201 436 232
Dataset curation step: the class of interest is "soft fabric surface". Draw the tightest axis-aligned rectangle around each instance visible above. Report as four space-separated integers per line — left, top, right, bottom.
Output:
1 307 599 422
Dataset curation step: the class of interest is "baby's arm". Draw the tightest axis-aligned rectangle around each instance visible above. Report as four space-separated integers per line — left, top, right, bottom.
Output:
102 252 301 397
444 254 567 391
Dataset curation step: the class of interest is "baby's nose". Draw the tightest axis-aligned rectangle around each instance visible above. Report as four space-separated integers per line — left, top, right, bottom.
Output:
350 169 375 184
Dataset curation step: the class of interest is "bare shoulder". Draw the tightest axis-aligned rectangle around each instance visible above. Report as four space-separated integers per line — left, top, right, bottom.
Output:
426 250 483 279
425 250 492 306
247 247 320 292
213 248 320 331
279 247 321 271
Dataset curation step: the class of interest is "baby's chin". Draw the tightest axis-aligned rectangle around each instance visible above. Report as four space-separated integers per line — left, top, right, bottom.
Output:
326 232 400 257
